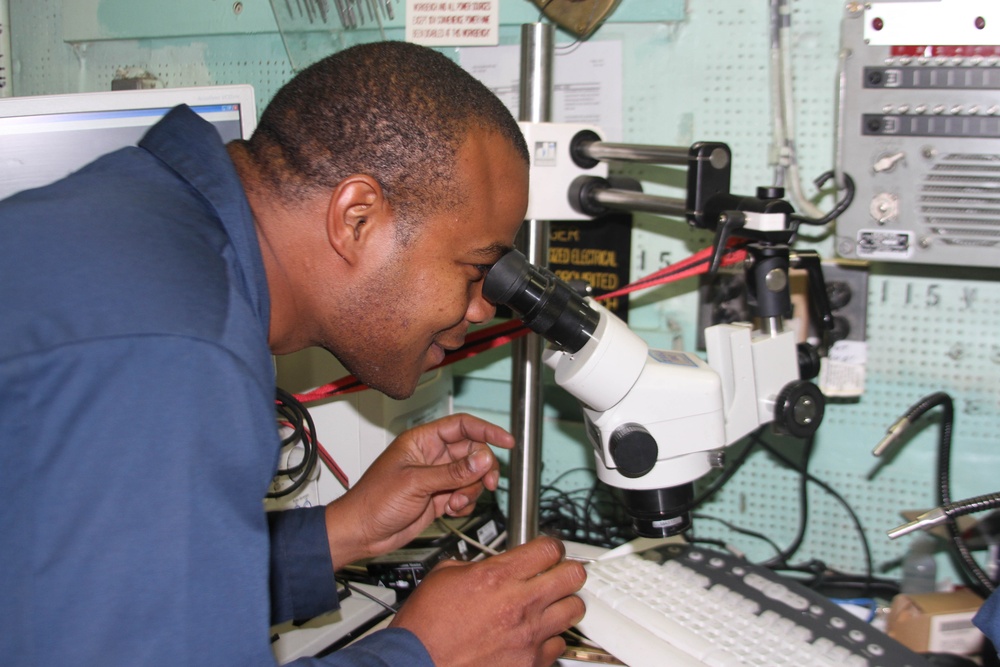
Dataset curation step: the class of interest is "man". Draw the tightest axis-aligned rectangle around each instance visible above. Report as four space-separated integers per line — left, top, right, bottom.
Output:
0 41 586 666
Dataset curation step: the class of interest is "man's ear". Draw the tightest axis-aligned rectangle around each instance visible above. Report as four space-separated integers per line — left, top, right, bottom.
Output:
325 175 388 264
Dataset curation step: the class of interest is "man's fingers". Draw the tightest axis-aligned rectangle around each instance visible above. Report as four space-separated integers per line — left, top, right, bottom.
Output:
490 536 570 582
444 485 480 515
526 556 587 607
422 413 515 451
404 448 494 515
434 444 494 488
540 634 569 666
538 593 586 641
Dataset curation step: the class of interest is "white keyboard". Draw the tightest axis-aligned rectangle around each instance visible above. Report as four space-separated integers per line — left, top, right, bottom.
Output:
575 543 930 667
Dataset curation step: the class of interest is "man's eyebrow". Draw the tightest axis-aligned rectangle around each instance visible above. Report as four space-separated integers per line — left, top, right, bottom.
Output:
470 242 513 262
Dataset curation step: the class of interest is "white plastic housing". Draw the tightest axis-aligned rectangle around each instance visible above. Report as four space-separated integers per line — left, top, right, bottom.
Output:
544 301 802 493
519 121 608 221
585 350 726 490
704 323 799 444
542 300 648 413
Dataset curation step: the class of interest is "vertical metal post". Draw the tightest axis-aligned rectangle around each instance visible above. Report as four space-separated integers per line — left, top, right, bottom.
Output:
507 22 554 548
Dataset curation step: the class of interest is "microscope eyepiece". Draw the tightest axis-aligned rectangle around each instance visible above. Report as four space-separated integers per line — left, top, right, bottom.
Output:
483 250 600 354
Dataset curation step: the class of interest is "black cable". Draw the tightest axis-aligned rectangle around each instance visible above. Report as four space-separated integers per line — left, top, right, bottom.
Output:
929 393 994 596
752 432 875 592
275 402 309 476
761 434 816 569
688 536 730 552
538 468 635 548
897 392 995 597
336 577 399 614
268 387 319 499
691 513 784 559
788 171 856 228
771 559 902 598
943 493 1000 523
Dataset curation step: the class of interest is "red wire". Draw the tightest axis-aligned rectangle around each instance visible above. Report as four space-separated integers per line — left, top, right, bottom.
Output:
277 419 350 488
598 242 746 302
316 444 350 489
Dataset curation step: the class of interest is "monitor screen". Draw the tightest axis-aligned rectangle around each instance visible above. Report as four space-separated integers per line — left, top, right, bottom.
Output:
0 84 256 201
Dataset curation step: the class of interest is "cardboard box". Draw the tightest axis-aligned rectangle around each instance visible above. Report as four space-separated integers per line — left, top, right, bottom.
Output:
887 589 984 655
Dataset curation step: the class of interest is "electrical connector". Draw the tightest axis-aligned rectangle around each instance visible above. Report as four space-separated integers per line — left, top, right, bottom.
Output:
872 415 912 457
887 507 947 540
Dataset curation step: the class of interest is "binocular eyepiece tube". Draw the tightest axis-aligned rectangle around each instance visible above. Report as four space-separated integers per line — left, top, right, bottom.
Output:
483 250 600 354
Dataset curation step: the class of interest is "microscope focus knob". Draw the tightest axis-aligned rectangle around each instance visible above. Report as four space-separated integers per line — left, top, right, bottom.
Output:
773 380 825 439
609 423 658 478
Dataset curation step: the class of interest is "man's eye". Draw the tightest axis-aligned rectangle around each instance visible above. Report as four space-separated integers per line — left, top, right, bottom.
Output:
473 264 492 278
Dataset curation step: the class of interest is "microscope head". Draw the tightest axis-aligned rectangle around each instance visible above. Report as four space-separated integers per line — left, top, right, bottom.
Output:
484 250 727 538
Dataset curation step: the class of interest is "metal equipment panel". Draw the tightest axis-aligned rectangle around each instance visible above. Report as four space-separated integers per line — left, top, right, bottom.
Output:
837 1 1000 267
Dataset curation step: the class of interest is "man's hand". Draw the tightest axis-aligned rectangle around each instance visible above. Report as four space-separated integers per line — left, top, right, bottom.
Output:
391 536 586 667
324 413 514 567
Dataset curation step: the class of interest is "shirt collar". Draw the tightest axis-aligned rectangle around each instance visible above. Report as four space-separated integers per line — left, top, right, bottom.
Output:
138 105 270 328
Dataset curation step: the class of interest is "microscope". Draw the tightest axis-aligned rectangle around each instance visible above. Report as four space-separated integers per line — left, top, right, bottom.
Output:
486 125 836 537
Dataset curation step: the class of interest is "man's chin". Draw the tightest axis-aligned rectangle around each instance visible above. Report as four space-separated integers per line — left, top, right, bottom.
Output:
377 384 417 401
358 372 419 401
319 346 419 400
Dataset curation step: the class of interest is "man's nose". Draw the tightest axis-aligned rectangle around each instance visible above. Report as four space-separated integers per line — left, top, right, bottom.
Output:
467 285 497 324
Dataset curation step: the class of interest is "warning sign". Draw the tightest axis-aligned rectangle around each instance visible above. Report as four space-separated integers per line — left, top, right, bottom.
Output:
549 215 632 321
406 0 498 47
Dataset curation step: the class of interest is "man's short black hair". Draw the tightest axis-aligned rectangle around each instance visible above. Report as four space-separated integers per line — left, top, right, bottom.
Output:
244 41 528 235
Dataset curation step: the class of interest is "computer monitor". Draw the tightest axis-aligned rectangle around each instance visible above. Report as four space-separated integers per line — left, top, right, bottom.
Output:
0 84 257 201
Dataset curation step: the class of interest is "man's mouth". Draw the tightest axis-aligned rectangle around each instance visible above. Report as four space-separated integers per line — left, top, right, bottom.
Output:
427 337 464 369
426 342 447 368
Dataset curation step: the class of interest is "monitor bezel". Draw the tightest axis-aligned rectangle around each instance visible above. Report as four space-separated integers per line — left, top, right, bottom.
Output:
0 84 257 139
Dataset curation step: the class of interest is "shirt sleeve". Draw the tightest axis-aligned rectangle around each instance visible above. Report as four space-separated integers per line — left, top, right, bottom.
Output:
974 588 1000 651
305 629 435 667
269 505 341 623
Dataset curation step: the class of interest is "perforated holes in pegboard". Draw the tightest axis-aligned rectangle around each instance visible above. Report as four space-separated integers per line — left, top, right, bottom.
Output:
797 469 934 573
698 452 936 573
688 2 773 194
784 1 841 173
11 0 294 112
867 275 1000 394
8 0 75 96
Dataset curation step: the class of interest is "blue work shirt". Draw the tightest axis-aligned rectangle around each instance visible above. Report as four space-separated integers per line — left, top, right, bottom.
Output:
0 105 432 666
975 589 1000 656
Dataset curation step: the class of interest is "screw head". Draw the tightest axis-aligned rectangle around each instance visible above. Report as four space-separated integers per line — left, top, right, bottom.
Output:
708 450 725 469
764 268 788 293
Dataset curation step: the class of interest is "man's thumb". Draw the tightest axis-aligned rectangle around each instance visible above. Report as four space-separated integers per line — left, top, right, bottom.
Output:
436 447 491 489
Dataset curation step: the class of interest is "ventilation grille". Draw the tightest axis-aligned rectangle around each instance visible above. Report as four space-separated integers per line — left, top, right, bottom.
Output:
921 154 1000 245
